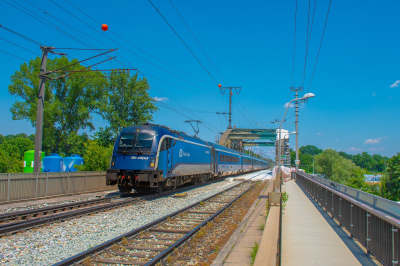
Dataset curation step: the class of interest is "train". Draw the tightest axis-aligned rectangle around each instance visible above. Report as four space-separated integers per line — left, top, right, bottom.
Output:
106 123 269 193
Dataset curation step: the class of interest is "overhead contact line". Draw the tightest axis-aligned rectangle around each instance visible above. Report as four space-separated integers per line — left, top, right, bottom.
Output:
305 0 332 94
169 0 228 86
64 0 215 86
0 49 30 62
0 37 40 55
148 0 219 85
300 0 317 87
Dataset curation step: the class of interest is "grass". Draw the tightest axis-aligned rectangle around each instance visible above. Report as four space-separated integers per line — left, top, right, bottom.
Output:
259 222 265 231
250 241 259 265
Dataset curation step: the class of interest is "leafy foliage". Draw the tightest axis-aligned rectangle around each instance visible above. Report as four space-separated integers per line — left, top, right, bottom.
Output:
314 149 359 183
299 145 322 156
383 153 400 201
98 71 158 137
0 136 34 173
75 140 113 171
8 57 106 155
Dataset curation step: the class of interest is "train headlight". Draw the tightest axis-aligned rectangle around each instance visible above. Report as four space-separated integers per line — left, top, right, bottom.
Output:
149 158 156 168
111 156 116 167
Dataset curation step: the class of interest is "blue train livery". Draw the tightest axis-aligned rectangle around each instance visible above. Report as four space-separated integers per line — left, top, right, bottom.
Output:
106 123 269 193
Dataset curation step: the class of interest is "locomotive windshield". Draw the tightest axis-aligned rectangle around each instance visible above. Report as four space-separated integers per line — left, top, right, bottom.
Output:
117 133 154 154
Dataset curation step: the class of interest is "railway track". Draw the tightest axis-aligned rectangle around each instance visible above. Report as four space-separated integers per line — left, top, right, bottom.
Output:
0 170 268 239
0 173 253 238
53 176 262 266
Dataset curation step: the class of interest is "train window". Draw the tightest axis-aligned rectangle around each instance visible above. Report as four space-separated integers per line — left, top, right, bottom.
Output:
243 158 251 164
117 133 154 154
160 138 173 152
220 154 239 163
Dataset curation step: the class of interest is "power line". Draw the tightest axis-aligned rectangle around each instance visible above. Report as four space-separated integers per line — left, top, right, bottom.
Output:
64 0 215 86
0 49 29 62
0 24 43 46
4 0 97 50
300 0 317 87
139 71 219 95
291 0 298 87
54 0 217 94
0 37 40 55
306 0 332 94
144 76 220 133
148 0 219 85
168 0 228 86
156 102 218 113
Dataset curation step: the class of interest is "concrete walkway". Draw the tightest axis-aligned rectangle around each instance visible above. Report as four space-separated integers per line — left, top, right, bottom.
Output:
282 180 361 266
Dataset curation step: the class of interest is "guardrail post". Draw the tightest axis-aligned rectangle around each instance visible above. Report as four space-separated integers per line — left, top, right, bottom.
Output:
7 173 10 202
35 172 38 198
325 189 327 211
46 172 48 197
67 171 69 194
331 193 334 219
392 226 398 265
339 198 342 227
366 213 371 256
350 204 354 239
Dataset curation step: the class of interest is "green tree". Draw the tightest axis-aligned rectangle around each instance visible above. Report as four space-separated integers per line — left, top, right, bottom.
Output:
8 56 106 156
314 149 358 183
385 153 400 201
76 140 113 171
352 152 373 169
98 71 158 136
338 151 353 160
299 145 322 156
93 127 115 147
0 137 34 173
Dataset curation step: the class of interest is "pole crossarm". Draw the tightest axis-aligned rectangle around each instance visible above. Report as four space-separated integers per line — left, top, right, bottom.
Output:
242 142 275 147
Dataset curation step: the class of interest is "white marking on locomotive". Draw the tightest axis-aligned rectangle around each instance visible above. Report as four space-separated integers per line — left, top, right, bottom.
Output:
131 156 149 160
179 149 190 157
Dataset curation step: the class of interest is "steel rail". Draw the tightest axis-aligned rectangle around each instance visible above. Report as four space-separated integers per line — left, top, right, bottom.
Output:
0 196 118 223
53 176 263 266
147 180 260 265
0 171 264 238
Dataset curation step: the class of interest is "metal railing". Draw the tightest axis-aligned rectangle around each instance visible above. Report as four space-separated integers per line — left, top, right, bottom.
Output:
296 172 399 266
0 171 116 203
301 172 400 219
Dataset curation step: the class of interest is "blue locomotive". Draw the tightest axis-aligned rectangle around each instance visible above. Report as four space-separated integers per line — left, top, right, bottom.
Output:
106 123 269 193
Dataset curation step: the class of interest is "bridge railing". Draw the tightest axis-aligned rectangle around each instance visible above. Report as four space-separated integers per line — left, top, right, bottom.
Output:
0 171 116 203
300 172 400 219
296 172 399 266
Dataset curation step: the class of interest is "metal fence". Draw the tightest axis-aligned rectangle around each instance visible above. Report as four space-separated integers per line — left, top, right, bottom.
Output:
296 172 399 266
301 173 400 219
0 171 116 203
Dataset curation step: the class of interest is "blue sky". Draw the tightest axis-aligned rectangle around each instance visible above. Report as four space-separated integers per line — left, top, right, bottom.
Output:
0 0 399 158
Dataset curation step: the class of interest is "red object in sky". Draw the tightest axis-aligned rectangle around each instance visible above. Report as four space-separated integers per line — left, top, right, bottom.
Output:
101 24 108 31
218 84 221 87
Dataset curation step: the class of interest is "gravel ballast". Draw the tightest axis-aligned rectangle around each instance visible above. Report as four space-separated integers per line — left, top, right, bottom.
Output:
0 176 260 266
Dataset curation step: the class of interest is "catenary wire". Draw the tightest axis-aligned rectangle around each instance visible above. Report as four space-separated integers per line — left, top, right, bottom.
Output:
306 0 332 94
291 0 298 87
64 0 215 86
300 0 317 87
148 0 219 85
0 49 29 62
169 0 228 86
0 37 40 55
